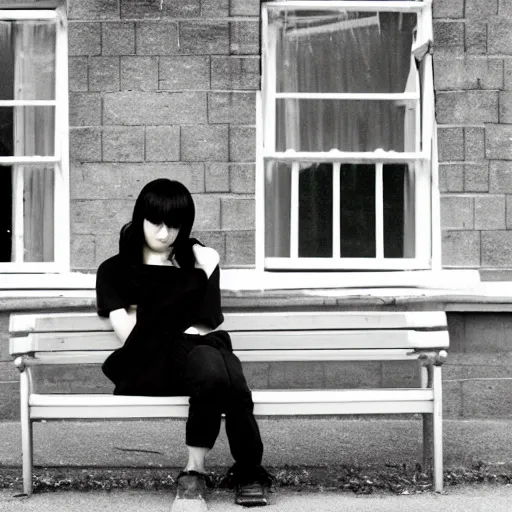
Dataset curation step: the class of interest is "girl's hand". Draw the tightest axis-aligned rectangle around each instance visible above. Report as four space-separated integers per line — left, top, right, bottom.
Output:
109 306 137 344
192 244 220 279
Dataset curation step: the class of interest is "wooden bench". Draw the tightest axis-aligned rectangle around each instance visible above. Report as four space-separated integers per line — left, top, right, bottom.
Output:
9 310 449 495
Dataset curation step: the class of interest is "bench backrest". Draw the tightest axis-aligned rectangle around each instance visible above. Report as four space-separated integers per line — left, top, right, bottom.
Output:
10 311 449 359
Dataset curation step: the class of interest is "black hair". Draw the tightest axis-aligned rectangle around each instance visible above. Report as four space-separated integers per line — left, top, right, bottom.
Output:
119 179 196 268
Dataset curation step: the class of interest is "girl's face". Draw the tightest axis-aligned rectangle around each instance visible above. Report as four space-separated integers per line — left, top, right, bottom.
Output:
143 219 180 253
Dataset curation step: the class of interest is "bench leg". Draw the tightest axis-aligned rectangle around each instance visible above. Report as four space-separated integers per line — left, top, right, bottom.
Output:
420 365 433 472
432 364 444 493
20 369 33 496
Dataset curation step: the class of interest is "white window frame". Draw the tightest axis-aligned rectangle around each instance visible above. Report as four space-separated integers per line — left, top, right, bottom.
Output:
257 0 439 272
0 7 70 274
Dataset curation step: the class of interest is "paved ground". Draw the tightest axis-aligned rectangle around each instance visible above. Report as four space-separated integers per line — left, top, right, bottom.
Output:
2 418 512 510
2 485 512 512
1 418 512 469
0 418 512 467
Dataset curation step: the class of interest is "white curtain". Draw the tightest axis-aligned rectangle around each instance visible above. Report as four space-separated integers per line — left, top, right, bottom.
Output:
13 21 55 262
267 12 417 259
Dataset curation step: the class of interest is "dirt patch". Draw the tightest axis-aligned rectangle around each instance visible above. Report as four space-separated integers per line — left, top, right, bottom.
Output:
2 461 512 496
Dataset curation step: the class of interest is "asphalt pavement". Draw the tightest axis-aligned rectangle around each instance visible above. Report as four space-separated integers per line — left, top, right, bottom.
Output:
1 417 512 469
2 485 512 512
2 417 512 511
0 417 512 468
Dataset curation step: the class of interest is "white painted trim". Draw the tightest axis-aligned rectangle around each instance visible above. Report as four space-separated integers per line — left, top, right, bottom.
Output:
260 2 433 271
266 2 428 12
332 162 341 258
220 269 480 291
414 161 432 269
264 151 427 162
375 163 384 259
54 5 70 271
286 13 380 37
418 0 433 47
0 268 481 291
264 257 431 270
0 10 58 20
262 6 277 153
0 157 59 165
421 54 434 160
431 121 441 270
0 100 57 106
290 162 299 258
1 6 69 272
255 91 265 272
0 272 94 288
12 166 24 263
275 93 420 100
0 262 70 274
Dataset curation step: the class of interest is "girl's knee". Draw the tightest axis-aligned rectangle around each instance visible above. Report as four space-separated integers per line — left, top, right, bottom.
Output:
201 368 230 394
185 345 230 395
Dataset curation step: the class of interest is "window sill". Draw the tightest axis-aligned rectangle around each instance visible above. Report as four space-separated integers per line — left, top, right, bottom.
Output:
2 269 512 312
0 268 480 291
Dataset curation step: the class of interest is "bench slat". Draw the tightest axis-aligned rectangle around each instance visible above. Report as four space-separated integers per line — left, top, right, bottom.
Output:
30 401 434 418
29 389 434 405
18 348 422 365
10 330 449 355
28 390 435 419
10 311 448 334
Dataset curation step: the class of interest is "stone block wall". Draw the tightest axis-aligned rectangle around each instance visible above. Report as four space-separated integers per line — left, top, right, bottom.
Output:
68 0 259 271
65 0 512 276
66 0 512 276
434 0 512 275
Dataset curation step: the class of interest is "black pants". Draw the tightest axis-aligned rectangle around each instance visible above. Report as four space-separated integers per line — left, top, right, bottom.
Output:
183 342 264 470
104 328 266 478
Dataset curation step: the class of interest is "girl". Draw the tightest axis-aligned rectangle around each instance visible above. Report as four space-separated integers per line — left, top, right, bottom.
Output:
96 179 271 508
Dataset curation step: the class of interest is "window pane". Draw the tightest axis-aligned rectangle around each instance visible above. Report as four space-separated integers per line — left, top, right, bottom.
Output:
274 11 417 94
0 168 12 262
276 99 415 152
299 163 332 257
383 164 407 258
340 164 375 258
265 160 291 257
0 20 56 100
265 162 415 260
338 164 412 259
2 166 55 263
265 161 334 258
23 166 54 262
0 107 55 156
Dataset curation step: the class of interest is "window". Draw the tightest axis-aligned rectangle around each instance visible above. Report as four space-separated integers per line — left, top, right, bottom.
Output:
258 1 438 271
0 5 69 273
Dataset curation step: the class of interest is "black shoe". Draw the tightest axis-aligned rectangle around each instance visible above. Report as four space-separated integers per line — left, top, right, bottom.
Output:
235 480 268 507
172 470 210 511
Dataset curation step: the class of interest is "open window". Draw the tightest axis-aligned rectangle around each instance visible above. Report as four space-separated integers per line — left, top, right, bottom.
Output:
258 1 438 271
0 5 69 273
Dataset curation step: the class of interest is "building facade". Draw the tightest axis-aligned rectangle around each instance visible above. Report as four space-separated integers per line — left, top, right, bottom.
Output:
1 0 512 420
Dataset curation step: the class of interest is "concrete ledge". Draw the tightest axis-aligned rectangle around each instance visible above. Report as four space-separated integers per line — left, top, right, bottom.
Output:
3 286 512 312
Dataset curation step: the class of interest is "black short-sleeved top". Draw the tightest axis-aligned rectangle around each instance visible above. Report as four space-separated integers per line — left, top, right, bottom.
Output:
95 241 224 331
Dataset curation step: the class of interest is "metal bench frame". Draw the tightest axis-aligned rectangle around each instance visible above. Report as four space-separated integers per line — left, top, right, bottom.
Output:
9 310 449 495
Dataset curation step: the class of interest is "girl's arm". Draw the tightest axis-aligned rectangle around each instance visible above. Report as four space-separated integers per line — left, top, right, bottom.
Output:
192 244 220 279
109 306 137 344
